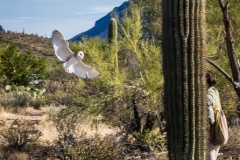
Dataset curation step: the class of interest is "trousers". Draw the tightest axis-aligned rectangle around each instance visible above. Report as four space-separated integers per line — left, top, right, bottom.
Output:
206 142 220 160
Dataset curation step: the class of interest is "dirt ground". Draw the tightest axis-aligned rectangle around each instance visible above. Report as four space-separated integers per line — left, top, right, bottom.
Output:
0 106 239 159
0 106 119 144
0 107 56 144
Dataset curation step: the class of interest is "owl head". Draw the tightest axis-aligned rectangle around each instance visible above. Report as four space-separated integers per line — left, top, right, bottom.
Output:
77 51 84 60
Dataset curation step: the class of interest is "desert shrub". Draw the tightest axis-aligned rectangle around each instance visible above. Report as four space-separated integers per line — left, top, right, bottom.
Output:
0 146 30 160
0 119 42 151
120 129 167 160
217 126 240 159
0 85 45 108
48 106 124 160
133 129 167 153
44 90 75 106
0 92 32 107
0 45 48 86
53 132 124 160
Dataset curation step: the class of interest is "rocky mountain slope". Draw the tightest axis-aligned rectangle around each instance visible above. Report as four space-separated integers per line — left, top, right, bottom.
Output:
69 1 129 42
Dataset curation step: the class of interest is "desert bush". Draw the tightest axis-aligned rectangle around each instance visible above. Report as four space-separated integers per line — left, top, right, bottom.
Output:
217 126 240 159
133 129 167 153
0 85 45 108
44 90 76 107
48 106 124 160
0 146 30 160
0 45 48 86
52 132 124 160
0 119 42 151
0 92 33 107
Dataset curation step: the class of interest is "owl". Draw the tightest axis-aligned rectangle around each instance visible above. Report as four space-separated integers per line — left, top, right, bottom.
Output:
51 30 100 79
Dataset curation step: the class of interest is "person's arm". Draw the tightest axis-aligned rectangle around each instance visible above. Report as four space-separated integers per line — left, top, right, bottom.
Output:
207 93 215 124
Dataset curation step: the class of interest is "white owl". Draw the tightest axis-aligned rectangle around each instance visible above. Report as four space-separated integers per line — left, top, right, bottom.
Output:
51 30 100 79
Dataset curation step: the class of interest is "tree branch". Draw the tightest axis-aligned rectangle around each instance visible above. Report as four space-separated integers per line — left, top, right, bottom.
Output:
218 0 240 81
205 57 234 86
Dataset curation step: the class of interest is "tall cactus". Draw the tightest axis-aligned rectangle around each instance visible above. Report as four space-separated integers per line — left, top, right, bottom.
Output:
162 0 207 159
108 18 118 44
108 18 119 78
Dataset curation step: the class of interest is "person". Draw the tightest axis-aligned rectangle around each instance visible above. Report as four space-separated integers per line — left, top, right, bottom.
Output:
206 70 221 160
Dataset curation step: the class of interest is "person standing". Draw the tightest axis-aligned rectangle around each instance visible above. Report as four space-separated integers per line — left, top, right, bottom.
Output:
206 70 221 160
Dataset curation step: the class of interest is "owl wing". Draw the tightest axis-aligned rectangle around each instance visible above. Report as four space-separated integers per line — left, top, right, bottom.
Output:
68 60 100 79
51 30 74 62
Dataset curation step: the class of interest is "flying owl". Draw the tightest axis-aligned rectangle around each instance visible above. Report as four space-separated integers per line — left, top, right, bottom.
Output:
51 30 100 79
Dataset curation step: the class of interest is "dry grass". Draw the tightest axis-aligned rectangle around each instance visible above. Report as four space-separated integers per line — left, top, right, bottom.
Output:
0 105 123 159
0 147 30 160
0 106 238 159
218 126 240 159
0 105 120 145
0 104 171 160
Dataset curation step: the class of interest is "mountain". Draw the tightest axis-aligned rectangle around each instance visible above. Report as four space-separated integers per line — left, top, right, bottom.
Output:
0 25 6 33
69 1 129 42
0 31 53 57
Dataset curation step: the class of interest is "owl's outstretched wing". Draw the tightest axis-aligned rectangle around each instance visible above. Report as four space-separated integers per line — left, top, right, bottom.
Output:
51 30 74 62
68 60 100 79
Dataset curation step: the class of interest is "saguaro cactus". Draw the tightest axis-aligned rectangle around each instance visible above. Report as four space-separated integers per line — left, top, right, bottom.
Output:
108 18 119 78
162 1 207 159
108 18 118 44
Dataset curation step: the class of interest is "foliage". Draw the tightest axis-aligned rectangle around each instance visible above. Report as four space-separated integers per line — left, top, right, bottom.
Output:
133 129 167 153
0 119 42 151
217 127 240 159
53 133 124 160
206 0 240 121
0 45 48 86
0 91 33 108
69 6 163 138
0 43 10 53
0 0 239 159
0 85 45 108
49 5 166 154
0 30 53 56
131 0 162 41
49 106 83 140
0 146 30 160
49 107 124 160
5 85 46 100
117 6 142 54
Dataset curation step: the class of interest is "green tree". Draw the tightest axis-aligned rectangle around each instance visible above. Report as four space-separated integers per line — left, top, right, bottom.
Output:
0 45 48 86
131 0 162 41
70 6 163 134
206 0 240 119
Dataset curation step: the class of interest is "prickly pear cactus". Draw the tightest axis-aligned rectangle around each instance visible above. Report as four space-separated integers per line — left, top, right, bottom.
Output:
162 0 207 159
4 85 45 100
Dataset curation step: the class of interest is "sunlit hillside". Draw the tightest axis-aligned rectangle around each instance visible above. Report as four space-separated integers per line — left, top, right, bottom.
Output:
0 31 54 57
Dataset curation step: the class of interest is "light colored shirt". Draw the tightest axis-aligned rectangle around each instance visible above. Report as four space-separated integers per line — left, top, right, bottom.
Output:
207 86 219 124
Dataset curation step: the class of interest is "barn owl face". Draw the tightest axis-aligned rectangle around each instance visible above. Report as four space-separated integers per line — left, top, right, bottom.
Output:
77 51 84 60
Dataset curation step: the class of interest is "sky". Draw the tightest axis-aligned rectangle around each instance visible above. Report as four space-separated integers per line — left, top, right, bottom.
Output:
0 0 127 39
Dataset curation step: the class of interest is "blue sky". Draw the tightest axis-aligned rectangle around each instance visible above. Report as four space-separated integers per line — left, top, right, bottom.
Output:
0 0 127 39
